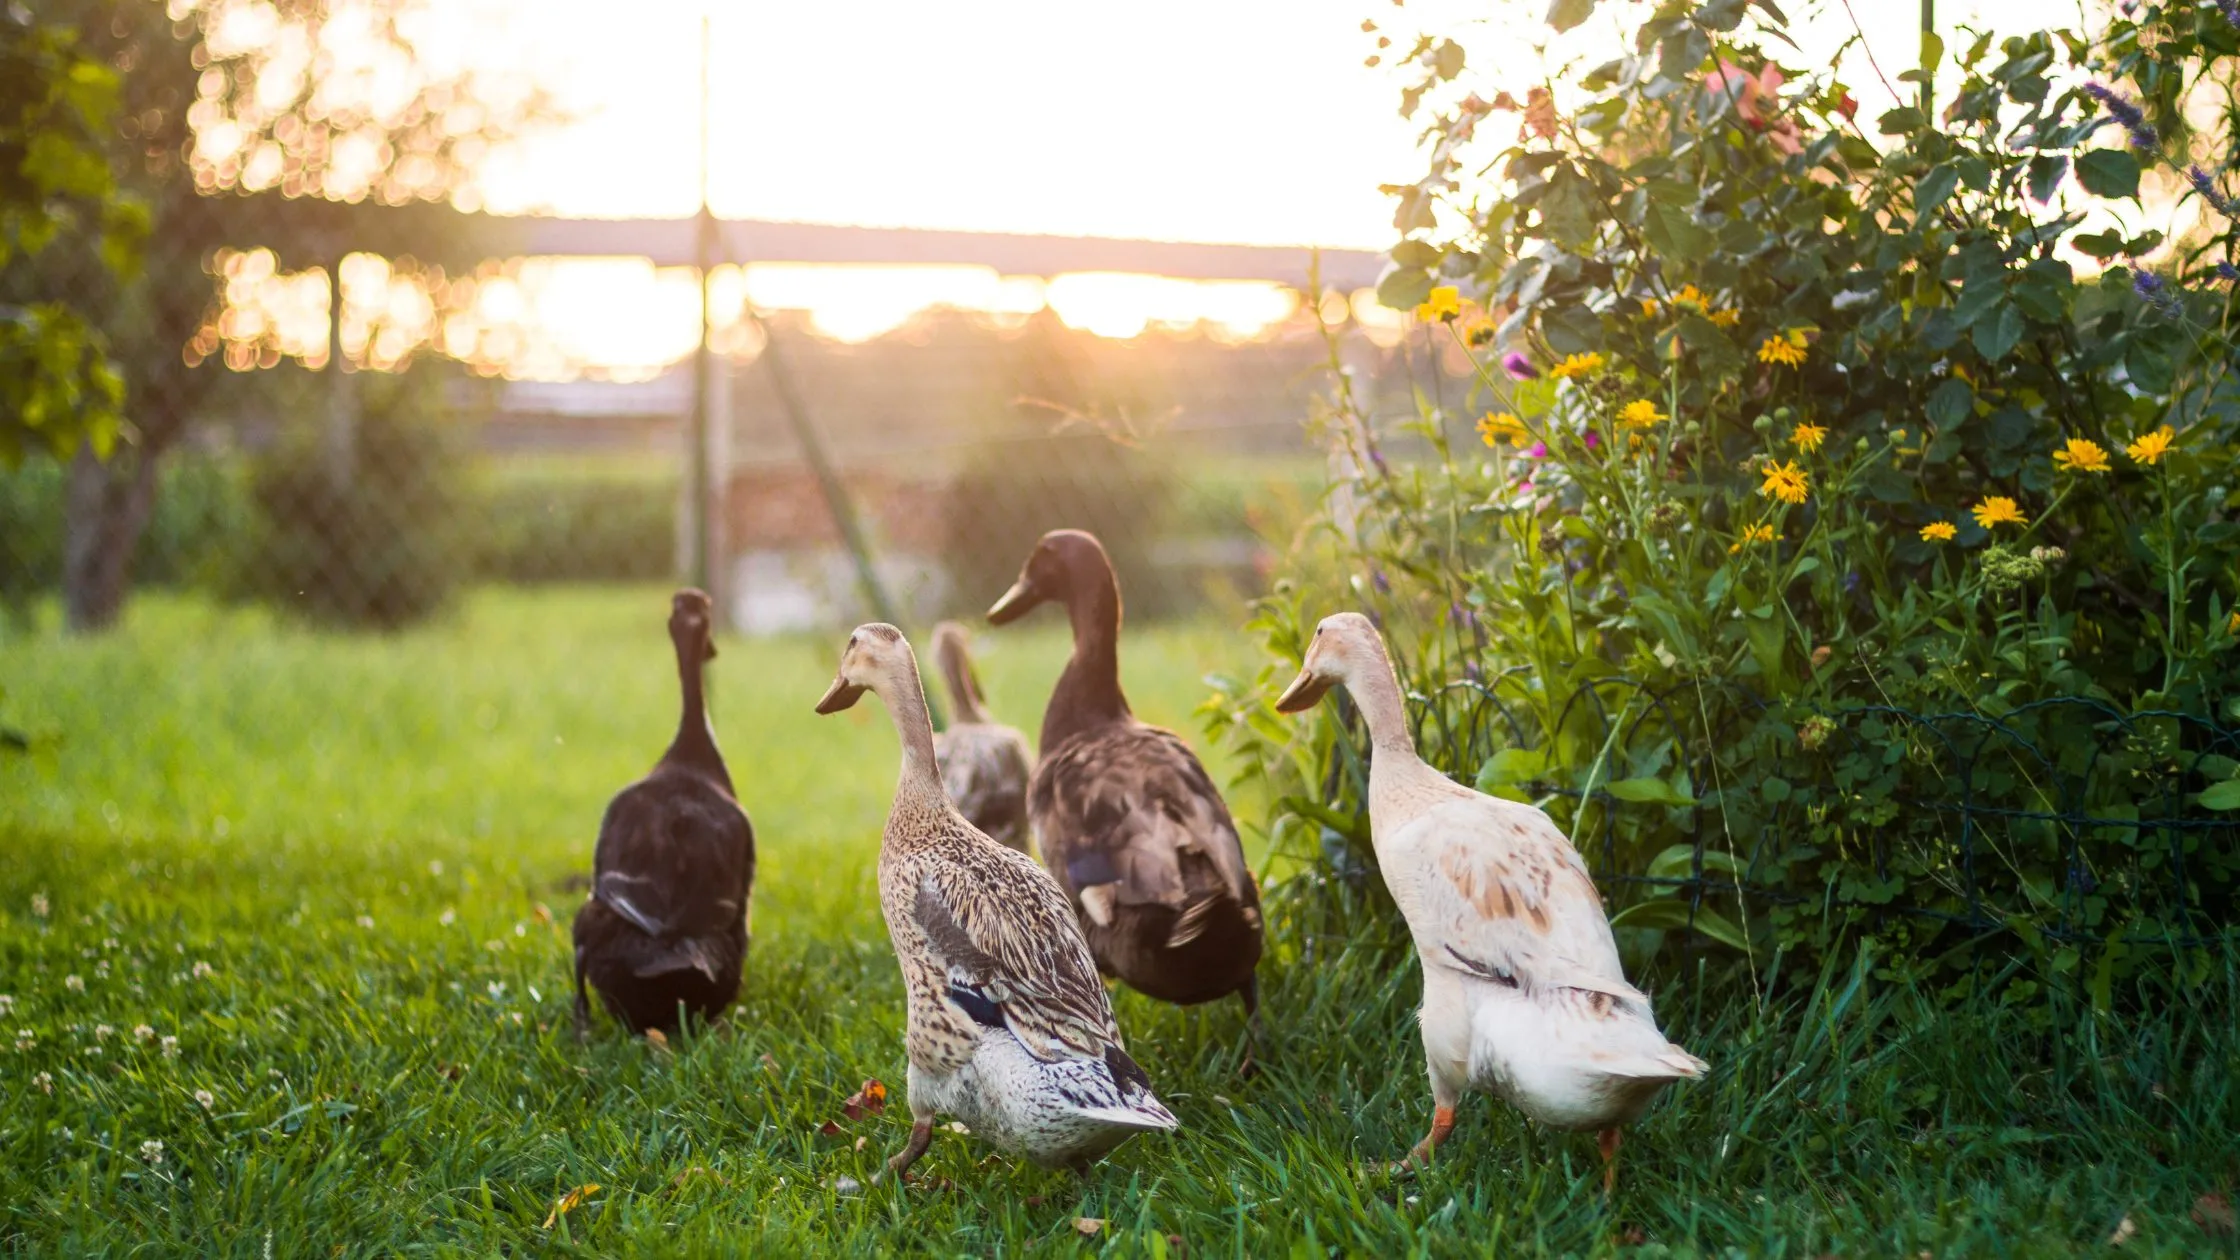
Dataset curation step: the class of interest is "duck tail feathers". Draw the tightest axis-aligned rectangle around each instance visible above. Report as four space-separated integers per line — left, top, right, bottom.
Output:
1075 1099 1180 1132
1602 1046 1708 1081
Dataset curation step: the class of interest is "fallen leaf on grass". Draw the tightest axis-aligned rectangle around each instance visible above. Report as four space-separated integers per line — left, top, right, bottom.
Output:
818 1120 844 1137
1074 1217 1105 1236
642 1028 670 1053
945 1121 970 1135
533 903 554 926
542 1183 600 1228
434 1063 462 1081
2196 1193 2236 1236
1025 1195 1046 1208
1165 1234 1187 1257
2108 1215 2137 1246
853 1136 867 1151
842 1079 887 1119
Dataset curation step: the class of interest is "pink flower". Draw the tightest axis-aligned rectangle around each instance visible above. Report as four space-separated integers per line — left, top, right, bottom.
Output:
1526 441 1548 459
1583 431 1601 449
1502 352 1537 380
1516 480 1535 493
1707 60 1803 156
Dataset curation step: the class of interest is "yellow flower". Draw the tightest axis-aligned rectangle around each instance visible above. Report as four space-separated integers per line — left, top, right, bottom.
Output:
1672 284 1711 311
1415 286 1462 322
2125 425 2176 466
1639 297 1660 317
1708 307 1741 328
1618 399 1667 428
1919 521 1957 543
1728 522 1780 553
1549 352 1606 380
1970 496 2027 529
2051 437 2111 475
1476 412 1529 447
1461 316 1498 348
1758 459 1810 505
1790 422 1828 452
2228 609 2240 636
1757 331 1808 367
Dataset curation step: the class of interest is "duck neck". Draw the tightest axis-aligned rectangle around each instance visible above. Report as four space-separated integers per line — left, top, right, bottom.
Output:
883 663 949 814
936 640 991 725
662 632 731 789
1043 573 1130 751
1350 645 1418 759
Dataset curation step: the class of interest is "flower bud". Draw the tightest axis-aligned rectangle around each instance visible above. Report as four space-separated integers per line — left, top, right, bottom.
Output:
1753 415 1775 433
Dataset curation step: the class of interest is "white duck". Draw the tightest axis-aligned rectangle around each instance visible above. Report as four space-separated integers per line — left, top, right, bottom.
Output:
1274 612 1705 1187
815 623 1178 1178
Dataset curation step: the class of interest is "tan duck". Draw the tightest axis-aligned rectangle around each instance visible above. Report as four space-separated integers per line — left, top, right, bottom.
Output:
572 590 755 1036
815 623 1177 1178
987 530 1263 1034
1276 612 1705 1186
927 621 1035 854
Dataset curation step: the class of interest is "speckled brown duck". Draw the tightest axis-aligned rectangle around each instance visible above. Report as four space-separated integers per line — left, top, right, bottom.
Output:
815 622 1175 1178
986 530 1264 1033
928 621 1035 854
572 590 755 1036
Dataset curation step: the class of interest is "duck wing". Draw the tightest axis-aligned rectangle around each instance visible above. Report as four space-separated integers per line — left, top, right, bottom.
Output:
1033 725 1257 943
1386 795 1640 1003
911 843 1122 1062
591 776 754 947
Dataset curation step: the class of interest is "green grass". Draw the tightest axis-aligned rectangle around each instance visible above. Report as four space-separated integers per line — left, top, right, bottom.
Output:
2 588 2235 1256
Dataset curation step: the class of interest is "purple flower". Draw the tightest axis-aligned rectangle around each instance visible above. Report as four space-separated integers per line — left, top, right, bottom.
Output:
1372 568 1392 596
2133 269 2165 299
1583 430 1600 449
2219 261 2239 283
1368 447 1390 477
2083 82 2157 152
1502 352 1537 380
1525 441 1548 459
2219 0 2240 29
2190 166 2236 216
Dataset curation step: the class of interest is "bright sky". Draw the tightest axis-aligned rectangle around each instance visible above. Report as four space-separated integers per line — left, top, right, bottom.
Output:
211 0 2071 373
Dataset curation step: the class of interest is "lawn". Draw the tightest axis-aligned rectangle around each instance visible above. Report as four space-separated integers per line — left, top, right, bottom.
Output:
2 587 2235 1256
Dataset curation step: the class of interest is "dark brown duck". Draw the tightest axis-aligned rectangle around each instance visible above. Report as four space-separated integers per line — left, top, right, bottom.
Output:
987 530 1263 1025
572 589 755 1036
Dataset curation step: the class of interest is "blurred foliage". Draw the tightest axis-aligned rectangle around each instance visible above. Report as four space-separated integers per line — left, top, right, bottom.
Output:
240 368 463 628
940 432 1181 619
0 9 145 465
474 465 675 586
1208 0 2240 998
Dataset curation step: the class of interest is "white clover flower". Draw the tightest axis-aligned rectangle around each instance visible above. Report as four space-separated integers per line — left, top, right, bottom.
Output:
160 1036 179 1059
0 995 14 1017
438 909 456 927
356 916 375 929
140 1139 164 1164
85 1045 101 1057
15 1029 34 1051
191 962 213 980
30 893 49 918
133 1024 154 1043
428 860 443 877
64 975 83 993
194 1089 214 1109
486 981 506 1001
94 1024 113 1041
33 1071 53 1094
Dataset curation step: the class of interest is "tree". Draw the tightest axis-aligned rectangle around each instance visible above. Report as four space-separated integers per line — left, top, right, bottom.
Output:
0 10 144 465
36 0 545 632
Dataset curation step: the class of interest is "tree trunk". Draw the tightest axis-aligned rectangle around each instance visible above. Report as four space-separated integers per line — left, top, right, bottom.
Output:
62 444 161 634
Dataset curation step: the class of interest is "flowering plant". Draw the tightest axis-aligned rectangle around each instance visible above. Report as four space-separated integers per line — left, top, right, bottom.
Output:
1212 0 2240 993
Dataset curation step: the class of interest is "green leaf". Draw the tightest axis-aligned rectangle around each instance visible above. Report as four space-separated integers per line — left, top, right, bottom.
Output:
1389 239 1441 268
1878 106 1927 135
1646 843 1743 882
1546 0 1597 32
1972 301 2026 362
2199 781 2240 811
2076 148 2141 200
1918 28 1945 72
1375 267 1433 312
1475 746 1550 790
1926 377 1974 428
1605 776 1698 807
1608 899 1750 949
2026 154 2068 204
1916 163 1961 218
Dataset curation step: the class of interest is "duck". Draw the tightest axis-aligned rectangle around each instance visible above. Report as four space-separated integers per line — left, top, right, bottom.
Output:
986 530 1263 1037
815 622 1177 1177
927 621 1035 854
572 589 755 1037
1274 611 1705 1187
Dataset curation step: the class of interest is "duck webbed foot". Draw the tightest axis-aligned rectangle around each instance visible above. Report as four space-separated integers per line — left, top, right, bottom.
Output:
878 1116 935 1185
1388 1104 1456 1177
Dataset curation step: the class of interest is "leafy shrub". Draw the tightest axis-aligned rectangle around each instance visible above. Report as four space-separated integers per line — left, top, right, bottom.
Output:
0 454 253 622
940 433 1181 618
1208 0 2240 993
241 368 464 628
473 463 674 584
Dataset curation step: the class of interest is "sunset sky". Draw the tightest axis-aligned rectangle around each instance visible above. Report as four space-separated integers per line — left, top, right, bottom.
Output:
212 0 2068 373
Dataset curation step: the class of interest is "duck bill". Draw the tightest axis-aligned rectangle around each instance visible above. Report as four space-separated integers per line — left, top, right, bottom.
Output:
985 578 1042 625
814 677 866 715
1273 670 1335 714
